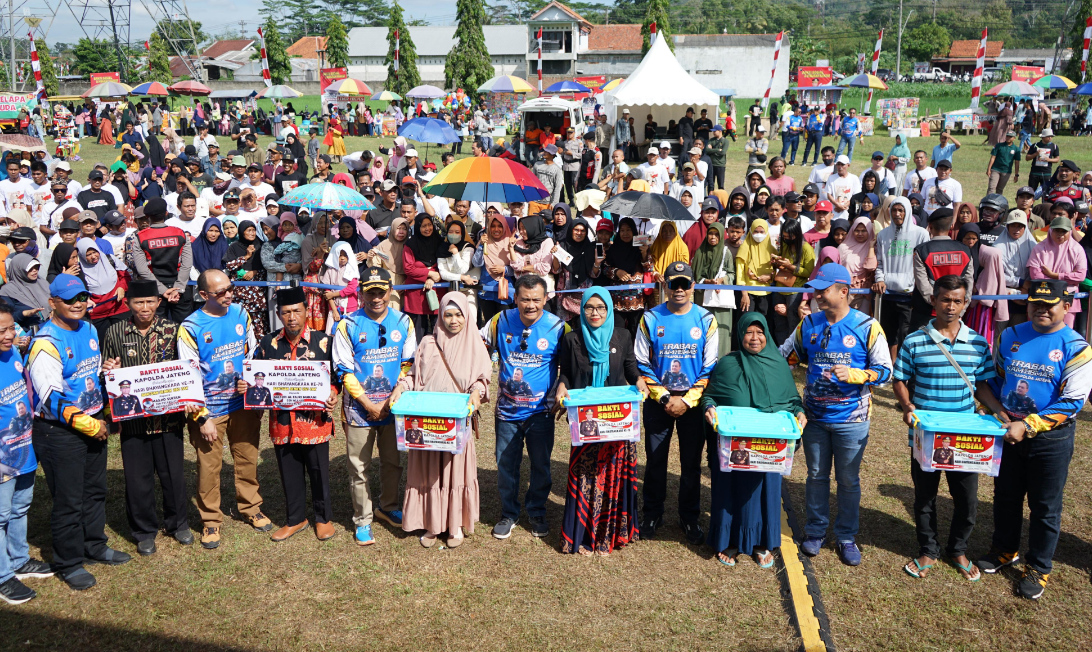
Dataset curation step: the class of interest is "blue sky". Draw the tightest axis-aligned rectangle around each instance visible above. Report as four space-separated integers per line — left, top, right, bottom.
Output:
49 1 463 46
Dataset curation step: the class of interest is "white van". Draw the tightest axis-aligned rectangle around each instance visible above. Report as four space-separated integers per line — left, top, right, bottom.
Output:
516 96 586 157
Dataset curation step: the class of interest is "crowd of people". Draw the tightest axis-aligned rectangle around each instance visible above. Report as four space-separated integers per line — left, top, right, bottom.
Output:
0 98 1088 609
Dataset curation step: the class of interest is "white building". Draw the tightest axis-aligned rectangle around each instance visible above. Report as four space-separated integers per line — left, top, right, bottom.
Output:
672 34 791 99
347 25 528 85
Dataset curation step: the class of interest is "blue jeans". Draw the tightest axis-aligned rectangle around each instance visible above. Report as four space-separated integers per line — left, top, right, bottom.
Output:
835 135 856 161
0 473 34 584
1019 128 1032 150
495 411 554 521
780 133 800 163
802 420 871 541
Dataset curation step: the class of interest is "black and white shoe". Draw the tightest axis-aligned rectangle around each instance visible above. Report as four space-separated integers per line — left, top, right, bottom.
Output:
639 517 662 539
14 559 54 580
529 516 549 538
492 517 517 540
682 521 705 545
0 577 35 604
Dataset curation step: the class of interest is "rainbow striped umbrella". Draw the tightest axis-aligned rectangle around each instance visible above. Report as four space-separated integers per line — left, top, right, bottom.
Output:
370 90 401 101
256 84 304 99
837 73 888 90
327 78 373 96
83 82 133 98
130 81 169 96
423 157 548 203
477 75 534 94
278 182 376 212
1032 74 1076 90
601 78 624 92
985 80 1041 97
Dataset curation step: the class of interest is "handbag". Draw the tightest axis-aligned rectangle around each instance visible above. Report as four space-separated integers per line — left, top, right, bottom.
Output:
435 345 480 439
773 266 797 287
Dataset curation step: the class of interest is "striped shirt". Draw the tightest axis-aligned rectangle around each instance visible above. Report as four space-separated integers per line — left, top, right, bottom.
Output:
893 321 994 442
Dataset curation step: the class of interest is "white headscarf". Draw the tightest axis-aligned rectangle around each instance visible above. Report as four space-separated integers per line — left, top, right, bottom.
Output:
324 241 360 282
76 238 119 294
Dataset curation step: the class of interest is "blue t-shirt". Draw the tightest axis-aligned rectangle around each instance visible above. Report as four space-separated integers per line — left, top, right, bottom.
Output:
0 348 34 481
784 309 892 423
807 114 823 132
332 308 416 427
481 309 566 420
932 143 957 165
989 322 1092 432
788 115 804 133
28 318 103 432
635 302 718 407
841 116 859 138
178 304 256 417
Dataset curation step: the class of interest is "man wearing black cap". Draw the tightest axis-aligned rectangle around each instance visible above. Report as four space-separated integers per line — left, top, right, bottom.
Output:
367 180 401 237
101 210 133 270
1044 160 1089 204
132 197 194 322
76 170 117 220
247 286 339 542
635 261 718 544
910 207 974 330
102 279 193 555
980 278 1092 600
243 163 275 200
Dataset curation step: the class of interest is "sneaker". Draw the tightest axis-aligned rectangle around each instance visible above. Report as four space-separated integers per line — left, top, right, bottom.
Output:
639 517 662 540
84 548 132 566
1017 566 1049 600
977 548 1020 574
0 577 35 604
354 524 376 546
374 508 403 527
837 540 862 566
529 516 549 538
13 559 54 580
62 568 97 591
492 517 517 539
201 526 221 549
800 535 826 557
173 529 195 546
682 521 705 545
137 539 157 556
248 512 274 532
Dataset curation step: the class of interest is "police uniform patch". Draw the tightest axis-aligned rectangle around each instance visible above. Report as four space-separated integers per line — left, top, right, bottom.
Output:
1011 341 1021 353
656 326 665 338
203 331 213 343
359 333 367 343
65 347 73 359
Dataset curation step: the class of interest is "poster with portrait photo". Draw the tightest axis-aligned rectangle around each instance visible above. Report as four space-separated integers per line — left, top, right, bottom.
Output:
242 360 330 410
105 360 205 422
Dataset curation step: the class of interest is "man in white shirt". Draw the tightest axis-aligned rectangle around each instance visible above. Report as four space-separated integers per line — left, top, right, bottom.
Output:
669 163 705 213
53 161 82 198
824 155 862 220
193 124 218 173
920 159 962 216
343 150 374 173
860 150 897 196
638 149 671 194
100 209 134 271
165 191 206 245
241 163 275 200
42 180 82 237
656 141 677 179
901 149 936 197
807 146 836 201
27 161 53 225
0 157 34 217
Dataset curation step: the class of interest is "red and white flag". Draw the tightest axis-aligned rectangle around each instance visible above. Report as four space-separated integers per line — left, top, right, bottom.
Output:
1082 17 1091 82
969 28 986 109
393 29 400 73
650 21 657 46
867 29 883 109
27 33 43 99
761 31 784 109
144 40 150 50
257 27 272 88
537 27 543 92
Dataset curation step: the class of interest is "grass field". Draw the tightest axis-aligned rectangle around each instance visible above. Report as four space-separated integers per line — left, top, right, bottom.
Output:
4 127 1091 651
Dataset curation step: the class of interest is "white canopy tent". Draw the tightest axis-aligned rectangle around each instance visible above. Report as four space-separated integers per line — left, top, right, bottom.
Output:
601 34 720 145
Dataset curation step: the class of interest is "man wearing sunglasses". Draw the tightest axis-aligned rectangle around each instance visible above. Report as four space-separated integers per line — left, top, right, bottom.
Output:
28 274 128 591
332 267 416 547
178 269 269 550
41 180 79 240
635 262 719 544
780 263 892 567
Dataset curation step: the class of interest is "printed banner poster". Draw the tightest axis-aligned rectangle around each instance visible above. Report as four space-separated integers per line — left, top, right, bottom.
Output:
566 401 641 445
320 67 348 93
105 360 205 422
797 66 833 88
718 436 795 474
1011 65 1045 84
90 71 121 86
395 414 470 453
241 360 330 410
925 432 999 473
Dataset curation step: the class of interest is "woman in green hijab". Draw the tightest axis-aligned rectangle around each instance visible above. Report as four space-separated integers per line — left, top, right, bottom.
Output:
701 312 806 567
691 222 735 356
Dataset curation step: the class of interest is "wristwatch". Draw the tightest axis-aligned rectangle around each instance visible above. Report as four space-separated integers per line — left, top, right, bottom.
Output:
659 393 671 406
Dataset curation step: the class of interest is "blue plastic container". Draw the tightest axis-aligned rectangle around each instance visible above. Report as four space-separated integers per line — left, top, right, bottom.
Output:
390 391 473 454
713 406 802 475
912 410 1005 476
562 386 644 446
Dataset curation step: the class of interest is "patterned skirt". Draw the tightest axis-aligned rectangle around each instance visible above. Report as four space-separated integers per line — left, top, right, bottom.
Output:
560 440 639 554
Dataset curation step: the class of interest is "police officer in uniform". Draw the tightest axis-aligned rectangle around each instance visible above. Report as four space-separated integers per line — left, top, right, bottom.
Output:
245 372 273 407
112 380 144 417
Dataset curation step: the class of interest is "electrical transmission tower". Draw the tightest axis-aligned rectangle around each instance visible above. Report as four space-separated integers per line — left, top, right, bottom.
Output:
67 0 132 81
1 1 62 91
139 0 203 81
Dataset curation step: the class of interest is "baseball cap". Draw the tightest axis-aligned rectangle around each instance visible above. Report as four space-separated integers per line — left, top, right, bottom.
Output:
682 162 695 171
380 179 397 192
230 155 246 167
622 108 630 114
1059 159 1080 173
50 179 68 189
595 218 614 234
543 144 558 156
1049 216 1073 232
1027 278 1070 304
784 191 801 203
401 175 417 186
88 169 104 181
103 210 126 226
49 274 87 300
645 149 659 159
658 141 672 149
935 159 952 169
805 263 851 290
78 210 99 223
404 148 418 157
1016 186 1035 197
712 125 723 132
815 199 833 213
265 197 280 208
1040 128 1054 137
664 261 693 283
55 161 71 172
803 182 821 195
184 145 197 157
58 219 79 232
756 125 767 132
1005 209 1029 226
701 197 720 212
359 266 392 291
871 151 885 160
9 226 34 241
1076 200 1090 215
835 155 850 165
361 185 375 197
318 154 332 164
246 162 262 172
1006 130 1017 137
688 147 702 156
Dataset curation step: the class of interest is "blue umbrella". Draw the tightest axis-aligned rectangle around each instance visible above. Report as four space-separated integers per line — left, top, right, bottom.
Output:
1072 82 1092 95
278 182 376 212
397 117 461 144
545 80 591 93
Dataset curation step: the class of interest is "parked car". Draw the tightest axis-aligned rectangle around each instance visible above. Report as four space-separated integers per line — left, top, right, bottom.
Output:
912 67 953 83
876 68 896 82
982 67 1005 82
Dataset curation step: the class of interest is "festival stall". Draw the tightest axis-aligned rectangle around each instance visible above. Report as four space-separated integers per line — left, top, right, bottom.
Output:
876 97 921 138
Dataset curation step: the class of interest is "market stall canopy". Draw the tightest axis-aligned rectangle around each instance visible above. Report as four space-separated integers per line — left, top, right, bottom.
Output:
602 34 719 126
1031 74 1076 90
545 80 590 94
406 85 445 99
397 117 461 145
371 90 401 101
838 73 888 90
130 81 169 96
984 81 1041 97
327 78 373 96
0 134 45 152
256 85 304 99
210 89 258 99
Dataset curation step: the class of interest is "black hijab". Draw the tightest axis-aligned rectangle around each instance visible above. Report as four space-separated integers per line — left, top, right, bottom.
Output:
908 192 927 228
561 217 597 286
47 242 82 283
223 219 264 271
820 218 851 252
548 202 572 243
957 222 983 280
605 217 643 275
405 213 448 267
514 215 548 255
337 215 371 254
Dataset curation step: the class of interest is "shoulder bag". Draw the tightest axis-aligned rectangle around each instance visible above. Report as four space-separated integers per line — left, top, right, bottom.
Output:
436 343 480 438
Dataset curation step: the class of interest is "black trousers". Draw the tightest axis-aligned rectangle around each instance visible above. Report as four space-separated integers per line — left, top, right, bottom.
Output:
275 442 332 526
709 166 725 192
477 297 503 328
642 400 711 524
408 312 437 344
911 456 978 559
769 292 802 348
120 430 189 541
157 286 195 323
617 309 644 341
563 170 578 204
32 419 108 575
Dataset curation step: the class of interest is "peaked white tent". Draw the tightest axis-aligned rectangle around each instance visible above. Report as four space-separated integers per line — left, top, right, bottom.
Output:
602 34 720 144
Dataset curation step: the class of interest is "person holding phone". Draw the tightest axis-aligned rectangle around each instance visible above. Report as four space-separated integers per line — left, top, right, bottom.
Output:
552 216 603 323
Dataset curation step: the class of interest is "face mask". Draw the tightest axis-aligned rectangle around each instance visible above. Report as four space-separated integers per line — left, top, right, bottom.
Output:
751 232 767 243
447 233 462 244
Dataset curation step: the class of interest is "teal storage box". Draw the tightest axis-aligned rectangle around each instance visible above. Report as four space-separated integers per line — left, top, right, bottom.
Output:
390 391 473 454
562 386 644 446
713 406 801 475
911 410 1005 476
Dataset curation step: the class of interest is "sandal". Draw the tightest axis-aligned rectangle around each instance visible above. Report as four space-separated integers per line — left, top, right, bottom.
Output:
716 548 737 567
447 527 464 549
754 549 775 569
903 557 934 578
577 545 594 557
950 558 981 582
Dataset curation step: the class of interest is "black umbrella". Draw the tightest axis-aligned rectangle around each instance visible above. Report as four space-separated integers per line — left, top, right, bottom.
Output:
601 191 694 222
